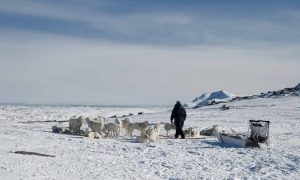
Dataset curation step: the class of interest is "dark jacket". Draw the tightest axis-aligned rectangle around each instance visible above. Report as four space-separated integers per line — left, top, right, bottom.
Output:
171 102 186 122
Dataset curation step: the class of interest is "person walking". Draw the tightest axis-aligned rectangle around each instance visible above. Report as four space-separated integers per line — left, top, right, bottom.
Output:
171 101 187 139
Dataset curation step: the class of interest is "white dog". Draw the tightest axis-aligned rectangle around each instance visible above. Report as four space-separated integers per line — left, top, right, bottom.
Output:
114 119 123 128
199 125 219 136
184 127 199 137
154 123 162 132
120 117 132 129
136 124 161 143
84 128 101 139
164 122 176 137
127 121 150 137
147 124 161 142
69 116 85 134
103 122 121 138
86 117 106 135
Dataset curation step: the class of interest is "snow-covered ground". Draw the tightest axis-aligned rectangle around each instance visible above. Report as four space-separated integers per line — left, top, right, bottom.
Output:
0 97 299 179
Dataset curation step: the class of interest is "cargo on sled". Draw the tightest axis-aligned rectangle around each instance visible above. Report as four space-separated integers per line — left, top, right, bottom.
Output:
216 120 270 148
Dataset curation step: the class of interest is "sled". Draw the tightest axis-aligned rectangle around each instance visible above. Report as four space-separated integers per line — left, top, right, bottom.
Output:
216 132 259 148
216 120 270 148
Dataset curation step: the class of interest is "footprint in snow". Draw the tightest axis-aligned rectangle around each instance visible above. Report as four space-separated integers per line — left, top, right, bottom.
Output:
161 162 172 169
187 150 201 155
146 144 156 148
166 141 174 145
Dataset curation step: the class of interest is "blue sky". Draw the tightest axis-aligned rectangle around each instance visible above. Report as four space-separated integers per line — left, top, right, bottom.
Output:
1 0 300 45
0 0 300 105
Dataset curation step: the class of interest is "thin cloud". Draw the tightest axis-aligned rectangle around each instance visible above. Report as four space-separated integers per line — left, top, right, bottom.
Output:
1 1 300 46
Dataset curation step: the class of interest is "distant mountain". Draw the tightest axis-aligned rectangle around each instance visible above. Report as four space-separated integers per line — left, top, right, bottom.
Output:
186 83 300 109
184 91 236 108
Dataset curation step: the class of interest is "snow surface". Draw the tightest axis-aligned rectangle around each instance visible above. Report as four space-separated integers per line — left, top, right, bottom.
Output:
186 90 236 108
0 97 300 179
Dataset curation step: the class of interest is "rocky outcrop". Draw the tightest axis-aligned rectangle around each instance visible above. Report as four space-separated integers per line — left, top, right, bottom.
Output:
230 83 300 103
190 83 299 109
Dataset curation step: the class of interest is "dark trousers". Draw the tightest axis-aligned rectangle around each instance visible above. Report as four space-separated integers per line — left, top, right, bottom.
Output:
175 120 185 139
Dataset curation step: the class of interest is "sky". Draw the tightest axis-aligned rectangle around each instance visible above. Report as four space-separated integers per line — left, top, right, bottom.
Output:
0 0 300 106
